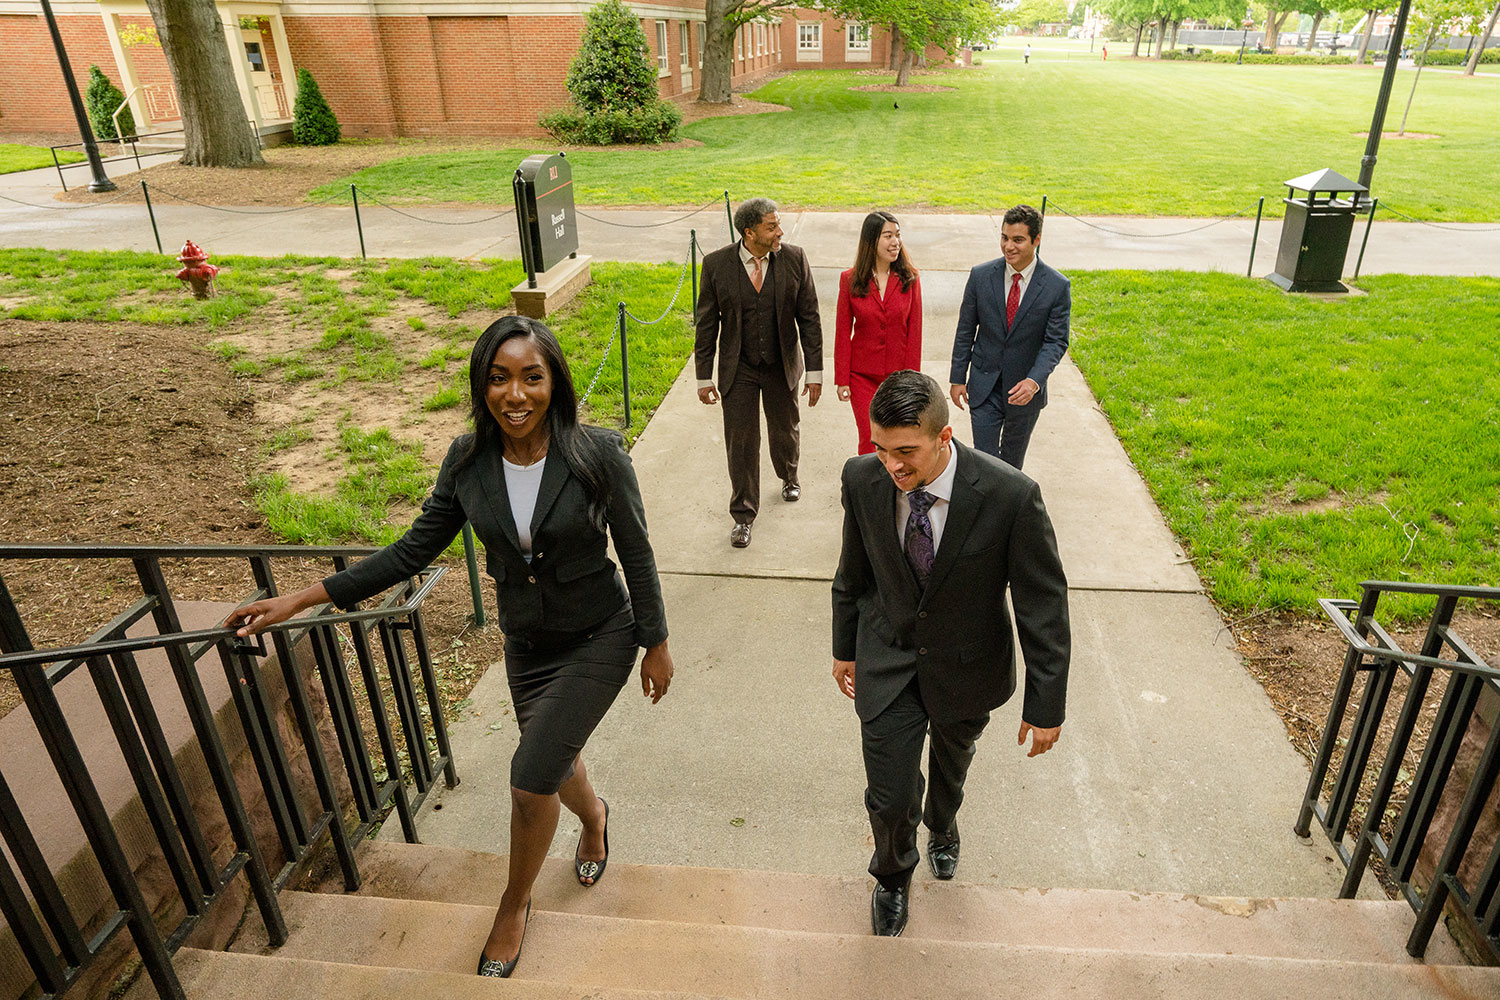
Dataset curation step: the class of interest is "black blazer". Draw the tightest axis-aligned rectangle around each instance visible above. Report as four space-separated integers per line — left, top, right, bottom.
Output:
831 441 1070 727
323 428 667 649
950 258 1071 410
694 241 824 393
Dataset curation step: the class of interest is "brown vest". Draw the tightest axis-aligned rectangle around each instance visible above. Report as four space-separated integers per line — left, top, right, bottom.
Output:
736 253 780 367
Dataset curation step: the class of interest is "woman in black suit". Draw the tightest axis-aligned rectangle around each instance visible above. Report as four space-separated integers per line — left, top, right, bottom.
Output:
228 316 674 979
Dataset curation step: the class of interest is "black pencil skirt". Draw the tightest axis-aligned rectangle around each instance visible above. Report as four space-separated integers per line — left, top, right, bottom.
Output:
503 603 638 795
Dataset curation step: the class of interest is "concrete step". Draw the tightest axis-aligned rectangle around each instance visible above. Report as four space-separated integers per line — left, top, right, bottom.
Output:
329 840 1467 965
131 947 726 1000
231 891 1500 1000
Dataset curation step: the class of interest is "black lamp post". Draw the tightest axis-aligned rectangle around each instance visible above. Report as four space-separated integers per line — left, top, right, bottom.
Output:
1357 0 1413 191
39 0 115 192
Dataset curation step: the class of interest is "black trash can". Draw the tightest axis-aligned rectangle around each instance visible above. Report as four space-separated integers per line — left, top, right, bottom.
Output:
1268 168 1368 293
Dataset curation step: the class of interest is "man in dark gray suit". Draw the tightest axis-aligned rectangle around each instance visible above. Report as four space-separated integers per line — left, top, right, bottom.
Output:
832 370 1071 937
950 204 1071 469
695 197 823 548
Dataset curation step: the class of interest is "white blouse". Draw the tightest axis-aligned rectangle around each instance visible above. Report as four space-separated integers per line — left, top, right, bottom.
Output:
502 455 546 562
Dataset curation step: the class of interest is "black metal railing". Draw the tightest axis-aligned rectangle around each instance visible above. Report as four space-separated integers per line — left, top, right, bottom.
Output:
1295 579 1500 962
0 543 458 999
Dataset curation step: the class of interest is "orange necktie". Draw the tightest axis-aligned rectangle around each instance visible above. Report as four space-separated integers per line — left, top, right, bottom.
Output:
751 255 765 292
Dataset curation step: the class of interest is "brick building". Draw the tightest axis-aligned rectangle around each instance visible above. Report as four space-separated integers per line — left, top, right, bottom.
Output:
0 2 967 140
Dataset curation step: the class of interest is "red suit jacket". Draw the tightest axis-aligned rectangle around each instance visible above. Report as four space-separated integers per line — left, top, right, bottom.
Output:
833 269 923 385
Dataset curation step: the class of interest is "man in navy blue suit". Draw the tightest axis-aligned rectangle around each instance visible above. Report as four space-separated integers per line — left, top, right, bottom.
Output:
949 204 1071 470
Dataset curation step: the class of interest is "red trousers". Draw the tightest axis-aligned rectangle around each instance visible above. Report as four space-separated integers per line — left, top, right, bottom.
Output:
848 372 884 455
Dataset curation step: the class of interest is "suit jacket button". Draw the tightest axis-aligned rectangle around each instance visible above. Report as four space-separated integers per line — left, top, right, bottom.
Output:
528 575 537 584
918 611 928 619
919 647 928 655
535 551 543 560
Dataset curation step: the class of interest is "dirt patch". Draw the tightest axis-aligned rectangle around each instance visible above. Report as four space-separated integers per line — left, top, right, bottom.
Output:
0 316 504 720
1356 131 1440 140
1255 489 1391 516
850 85 958 93
677 94 791 124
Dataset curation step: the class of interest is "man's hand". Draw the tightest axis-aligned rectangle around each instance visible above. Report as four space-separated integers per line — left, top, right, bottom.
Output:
804 383 822 407
1007 378 1040 406
836 384 852 402
949 383 968 411
698 385 720 405
832 659 856 700
1017 721 1061 758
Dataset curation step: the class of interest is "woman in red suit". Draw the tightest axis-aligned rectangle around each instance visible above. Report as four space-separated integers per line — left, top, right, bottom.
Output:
835 211 923 454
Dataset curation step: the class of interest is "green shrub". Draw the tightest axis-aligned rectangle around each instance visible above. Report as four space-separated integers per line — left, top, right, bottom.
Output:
1193 50 1354 64
292 68 341 146
565 0 659 112
1381 48 1500 66
539 101 683 145
85 65 134 140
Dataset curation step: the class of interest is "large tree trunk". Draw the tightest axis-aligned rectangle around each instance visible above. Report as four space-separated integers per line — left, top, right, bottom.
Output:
1170 20 1181 51
1356 8 1379 64
700 1 738 103
1305 12 1324 51
144 0 262 166
1263 10 1289 49
894 47 915 85
1468 0 1500 75
1132 23 1144 56
889 23 904 70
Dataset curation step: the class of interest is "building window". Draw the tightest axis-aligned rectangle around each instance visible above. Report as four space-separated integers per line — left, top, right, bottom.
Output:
797 22 821 60
698 22 705 68
244 41 266 71
736 27 743 60
680 21 690 70
756 23 764 55
846 22 871 52
656 21 669 76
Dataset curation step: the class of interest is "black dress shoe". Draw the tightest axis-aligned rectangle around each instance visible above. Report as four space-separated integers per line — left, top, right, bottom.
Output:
575 797 608 887
476 899 530 978
870 884 909 937
730 522 752 547
781 481 801 502
928 838 960 881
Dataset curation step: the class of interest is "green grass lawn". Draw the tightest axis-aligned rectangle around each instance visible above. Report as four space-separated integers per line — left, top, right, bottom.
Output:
0 144 82 175
316 61 1500 220
1070 272 1500 620
0 248 693 546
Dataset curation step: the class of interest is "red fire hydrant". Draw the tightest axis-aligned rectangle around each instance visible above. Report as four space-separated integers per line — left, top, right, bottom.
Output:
175 240 219 299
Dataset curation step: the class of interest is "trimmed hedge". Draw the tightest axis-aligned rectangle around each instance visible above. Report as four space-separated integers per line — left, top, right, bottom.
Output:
85 65 134 141
1373 48 1500 66
539 102 684 145
292 68 341 146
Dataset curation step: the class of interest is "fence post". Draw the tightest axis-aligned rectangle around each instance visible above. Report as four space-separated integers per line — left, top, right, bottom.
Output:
690 229 699 312
618 302 632 429
141 181 163 255
1247 196 1265 277
724 190 734 243
51 147 67 193
1353 198 1379 281
461 523 485 627
1040 194 1047 219
351 184 367 260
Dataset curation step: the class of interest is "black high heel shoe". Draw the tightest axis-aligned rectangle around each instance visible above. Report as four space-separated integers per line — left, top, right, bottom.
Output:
574 797 609 887
476 899 530 978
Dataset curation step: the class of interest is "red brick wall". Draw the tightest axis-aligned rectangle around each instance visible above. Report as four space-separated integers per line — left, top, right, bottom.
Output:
282 15 398 137
0 13 117 133
779 12 966 72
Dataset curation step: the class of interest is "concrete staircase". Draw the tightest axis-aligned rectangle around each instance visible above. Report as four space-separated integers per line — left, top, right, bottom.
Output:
124 840 1499 999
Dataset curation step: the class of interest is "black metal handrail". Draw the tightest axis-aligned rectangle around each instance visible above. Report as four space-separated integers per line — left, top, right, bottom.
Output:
1295 579 1500 962
0 544 458 999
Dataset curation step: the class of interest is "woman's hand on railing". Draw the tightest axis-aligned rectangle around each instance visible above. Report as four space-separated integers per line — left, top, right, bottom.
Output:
640 640 674 704
225 582 331 636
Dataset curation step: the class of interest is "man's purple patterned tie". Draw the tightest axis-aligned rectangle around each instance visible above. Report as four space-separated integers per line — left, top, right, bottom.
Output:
904 489 936 586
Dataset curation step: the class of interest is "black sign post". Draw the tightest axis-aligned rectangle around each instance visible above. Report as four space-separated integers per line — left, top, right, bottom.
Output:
513 153 579 288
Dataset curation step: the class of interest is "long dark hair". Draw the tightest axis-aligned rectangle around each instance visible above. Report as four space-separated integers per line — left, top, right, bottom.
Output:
457 316 612 531
850 211 917 297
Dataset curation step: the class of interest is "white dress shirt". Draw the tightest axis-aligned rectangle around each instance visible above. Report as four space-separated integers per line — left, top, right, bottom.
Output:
894 441 959 554
698 240 822 389
1004 254 1038 307
502 454 546 562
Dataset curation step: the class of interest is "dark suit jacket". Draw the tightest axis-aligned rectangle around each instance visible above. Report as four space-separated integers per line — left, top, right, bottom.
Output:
831 441 1070 727
694 241 823 393
949 258 1071 410
323 427 667 649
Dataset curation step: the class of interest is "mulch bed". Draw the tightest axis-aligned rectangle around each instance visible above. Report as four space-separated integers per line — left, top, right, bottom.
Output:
849 85 958 93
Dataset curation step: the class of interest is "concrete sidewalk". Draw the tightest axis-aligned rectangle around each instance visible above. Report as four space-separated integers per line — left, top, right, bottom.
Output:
387 267 1369 901
2 164 1497 274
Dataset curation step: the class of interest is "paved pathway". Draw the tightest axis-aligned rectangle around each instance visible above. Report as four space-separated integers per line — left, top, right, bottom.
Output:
2 160 1497 276
385 268 1377 901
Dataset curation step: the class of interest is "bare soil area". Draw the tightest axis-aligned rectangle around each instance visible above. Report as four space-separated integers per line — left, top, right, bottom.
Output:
0 316 505 718
849 85 959 93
